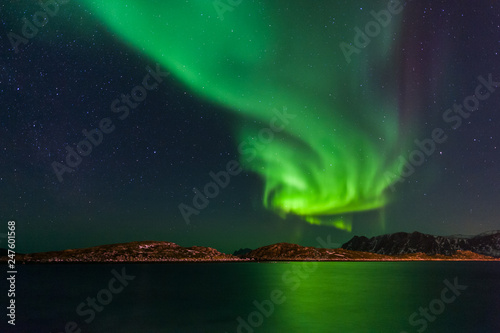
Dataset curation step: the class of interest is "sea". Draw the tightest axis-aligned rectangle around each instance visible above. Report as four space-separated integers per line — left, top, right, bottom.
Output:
7 262 500 332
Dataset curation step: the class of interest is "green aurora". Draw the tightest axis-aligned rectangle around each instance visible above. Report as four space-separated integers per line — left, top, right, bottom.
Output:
81 0 410 231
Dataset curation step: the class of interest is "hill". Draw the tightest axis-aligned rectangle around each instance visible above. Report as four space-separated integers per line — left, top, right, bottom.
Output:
242 242 495 261
2 231 499 263
342 231 500 257
10 241 238 263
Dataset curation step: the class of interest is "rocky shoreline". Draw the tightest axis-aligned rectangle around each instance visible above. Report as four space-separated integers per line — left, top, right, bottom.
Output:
2 238 499 263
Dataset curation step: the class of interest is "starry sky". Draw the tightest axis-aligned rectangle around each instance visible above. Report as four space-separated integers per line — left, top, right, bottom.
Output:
1 0 499 254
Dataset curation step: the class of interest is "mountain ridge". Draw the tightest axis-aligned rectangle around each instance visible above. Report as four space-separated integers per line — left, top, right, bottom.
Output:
3 241 237 263
341 230 500 258
2 230 499 263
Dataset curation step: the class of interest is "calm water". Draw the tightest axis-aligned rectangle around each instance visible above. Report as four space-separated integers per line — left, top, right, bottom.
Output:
7 262 500 332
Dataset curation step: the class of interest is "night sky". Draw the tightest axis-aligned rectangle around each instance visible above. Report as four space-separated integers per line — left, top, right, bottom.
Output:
1 0 499 254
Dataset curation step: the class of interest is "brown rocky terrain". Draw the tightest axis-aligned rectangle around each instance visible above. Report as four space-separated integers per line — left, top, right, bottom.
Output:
242 242 498 261
6 241 238 263
2 234 499 263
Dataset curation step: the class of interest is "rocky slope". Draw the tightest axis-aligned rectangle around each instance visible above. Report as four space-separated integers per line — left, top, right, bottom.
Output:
2 233 498 263
342 231 500 257
242 242 496 261
12 241 238 263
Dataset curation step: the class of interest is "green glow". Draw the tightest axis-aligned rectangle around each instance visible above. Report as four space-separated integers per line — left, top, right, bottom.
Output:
274 263 417 331
81 1 408 229
304 216 352 232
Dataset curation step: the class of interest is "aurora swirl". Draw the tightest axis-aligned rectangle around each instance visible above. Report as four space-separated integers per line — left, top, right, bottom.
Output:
81 0 410 230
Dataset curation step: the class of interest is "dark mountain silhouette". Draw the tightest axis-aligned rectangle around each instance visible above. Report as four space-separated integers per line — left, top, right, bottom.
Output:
233 248 252 257
2 231 499 263
242 242 494 261
342 231 500 258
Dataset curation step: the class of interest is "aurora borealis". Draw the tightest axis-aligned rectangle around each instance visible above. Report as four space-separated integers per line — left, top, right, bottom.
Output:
2 2 500 332
1 0 499 254
79 0 411 230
